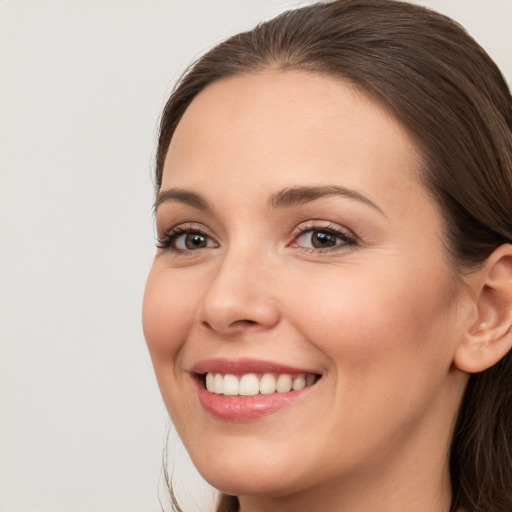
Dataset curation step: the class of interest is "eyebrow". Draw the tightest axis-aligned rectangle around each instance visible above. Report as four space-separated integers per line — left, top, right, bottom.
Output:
270 185 385 215
154 184 385 216
154 188 211 212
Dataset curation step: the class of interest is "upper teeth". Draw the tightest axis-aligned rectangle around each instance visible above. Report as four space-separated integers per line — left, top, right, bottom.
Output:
205 372 317 396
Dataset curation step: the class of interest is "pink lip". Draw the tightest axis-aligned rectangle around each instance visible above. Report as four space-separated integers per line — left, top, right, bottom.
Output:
190 358 321 422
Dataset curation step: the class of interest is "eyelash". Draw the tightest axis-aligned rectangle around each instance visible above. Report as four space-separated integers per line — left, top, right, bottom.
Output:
156 223 357 254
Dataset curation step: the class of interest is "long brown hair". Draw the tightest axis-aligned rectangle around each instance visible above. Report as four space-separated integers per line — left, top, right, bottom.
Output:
155 1 512 511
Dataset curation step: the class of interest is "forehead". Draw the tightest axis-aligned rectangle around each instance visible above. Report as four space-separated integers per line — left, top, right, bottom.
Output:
162 69 423 212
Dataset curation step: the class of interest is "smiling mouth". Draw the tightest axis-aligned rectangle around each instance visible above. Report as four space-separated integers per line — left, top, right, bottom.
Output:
201 372 321 397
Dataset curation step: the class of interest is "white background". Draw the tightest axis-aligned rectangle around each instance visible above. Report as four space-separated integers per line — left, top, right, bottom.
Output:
1 1 511 511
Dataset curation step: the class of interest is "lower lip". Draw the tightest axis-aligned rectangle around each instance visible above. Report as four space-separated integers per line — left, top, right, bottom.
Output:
195 378 313 421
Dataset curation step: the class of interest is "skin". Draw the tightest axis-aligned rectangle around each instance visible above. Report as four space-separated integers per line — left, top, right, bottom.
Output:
143 70 473 512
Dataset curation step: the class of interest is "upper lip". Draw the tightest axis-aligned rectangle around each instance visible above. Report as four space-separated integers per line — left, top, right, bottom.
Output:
191 358 321 376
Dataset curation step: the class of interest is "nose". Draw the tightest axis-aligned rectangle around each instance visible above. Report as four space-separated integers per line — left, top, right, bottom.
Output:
197 250 281 336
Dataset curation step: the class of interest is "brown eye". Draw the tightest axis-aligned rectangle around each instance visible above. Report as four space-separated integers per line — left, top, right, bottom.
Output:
183 233 208 249
310 231 338 248
174 232 216 251
292 227 356 251
157 228 218 252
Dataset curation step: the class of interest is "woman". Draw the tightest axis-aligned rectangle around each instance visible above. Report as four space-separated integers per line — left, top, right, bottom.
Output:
142 1 512 511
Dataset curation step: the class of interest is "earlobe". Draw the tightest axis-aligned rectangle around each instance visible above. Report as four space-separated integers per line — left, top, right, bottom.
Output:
454 244 512 374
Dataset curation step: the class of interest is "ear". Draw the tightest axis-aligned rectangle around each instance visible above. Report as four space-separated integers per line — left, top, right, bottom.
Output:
454 244 512 374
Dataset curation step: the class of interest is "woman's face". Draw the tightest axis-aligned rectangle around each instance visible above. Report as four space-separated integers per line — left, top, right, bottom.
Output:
143 70 468 502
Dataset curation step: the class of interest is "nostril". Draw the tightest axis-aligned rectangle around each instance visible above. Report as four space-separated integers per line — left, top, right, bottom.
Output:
201 320 214 331
230 319 259 328
201 318 259 333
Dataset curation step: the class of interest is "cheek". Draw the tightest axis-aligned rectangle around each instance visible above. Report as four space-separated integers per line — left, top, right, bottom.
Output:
143 265 205 431
287 262 455 379
281 264 459 455
142 265 196 369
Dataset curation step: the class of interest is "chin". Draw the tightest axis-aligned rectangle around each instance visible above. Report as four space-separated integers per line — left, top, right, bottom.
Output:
200 465 300 498
188 442 310 498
